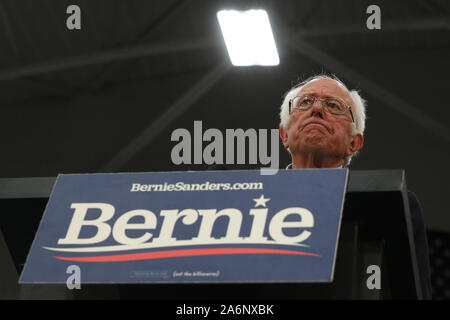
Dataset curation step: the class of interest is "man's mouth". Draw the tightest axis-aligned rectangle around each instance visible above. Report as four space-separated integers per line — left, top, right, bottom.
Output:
302 122 330 133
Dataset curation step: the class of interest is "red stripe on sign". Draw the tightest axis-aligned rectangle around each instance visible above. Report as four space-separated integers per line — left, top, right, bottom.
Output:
53 247 321 262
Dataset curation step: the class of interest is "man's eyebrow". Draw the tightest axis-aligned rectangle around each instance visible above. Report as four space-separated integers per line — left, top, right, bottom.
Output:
298 92 352 106
298 92 344 99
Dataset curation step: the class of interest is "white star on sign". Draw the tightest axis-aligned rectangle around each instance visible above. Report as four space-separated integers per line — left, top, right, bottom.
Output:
253 195 271 207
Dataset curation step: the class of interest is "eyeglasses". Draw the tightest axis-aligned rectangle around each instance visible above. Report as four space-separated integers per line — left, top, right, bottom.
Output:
289 94 355 123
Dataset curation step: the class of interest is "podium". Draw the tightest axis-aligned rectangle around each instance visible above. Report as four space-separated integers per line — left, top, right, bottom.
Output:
0 170 424 299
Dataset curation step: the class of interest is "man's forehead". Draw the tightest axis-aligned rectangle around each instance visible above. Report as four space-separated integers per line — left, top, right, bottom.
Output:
296 78 352 103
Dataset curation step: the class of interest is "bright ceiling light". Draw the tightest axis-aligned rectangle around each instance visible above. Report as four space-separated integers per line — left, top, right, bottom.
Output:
217 9 280 66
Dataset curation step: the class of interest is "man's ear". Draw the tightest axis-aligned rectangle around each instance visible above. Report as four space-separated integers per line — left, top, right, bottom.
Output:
346 133 364 157
279 125 289 149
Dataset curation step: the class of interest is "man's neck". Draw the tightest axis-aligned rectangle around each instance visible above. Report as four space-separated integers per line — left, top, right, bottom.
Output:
291 153 344 169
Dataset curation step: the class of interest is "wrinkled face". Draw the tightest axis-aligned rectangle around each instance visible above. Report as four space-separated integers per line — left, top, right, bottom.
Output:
280 78 363 162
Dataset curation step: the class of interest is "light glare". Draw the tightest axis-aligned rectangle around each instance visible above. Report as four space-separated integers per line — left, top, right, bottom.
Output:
217 9 280 66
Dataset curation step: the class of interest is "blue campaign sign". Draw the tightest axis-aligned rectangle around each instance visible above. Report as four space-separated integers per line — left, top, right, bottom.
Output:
20 169 348 284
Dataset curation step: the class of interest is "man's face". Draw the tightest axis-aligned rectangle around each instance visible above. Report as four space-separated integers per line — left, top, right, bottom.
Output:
280 78 363 164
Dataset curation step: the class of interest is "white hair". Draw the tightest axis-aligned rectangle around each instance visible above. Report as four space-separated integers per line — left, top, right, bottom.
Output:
279 75 367 166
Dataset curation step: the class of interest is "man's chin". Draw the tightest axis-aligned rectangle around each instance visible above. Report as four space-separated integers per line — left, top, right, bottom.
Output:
290 139 327 154
303 135 327 146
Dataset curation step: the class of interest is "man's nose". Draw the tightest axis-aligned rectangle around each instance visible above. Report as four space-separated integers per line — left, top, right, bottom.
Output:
310 100 324 118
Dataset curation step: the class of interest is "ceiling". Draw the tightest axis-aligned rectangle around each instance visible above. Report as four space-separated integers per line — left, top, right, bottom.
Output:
0 0 449 230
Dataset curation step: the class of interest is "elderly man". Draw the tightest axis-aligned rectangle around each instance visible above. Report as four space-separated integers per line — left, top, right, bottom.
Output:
279 74 431 299
279 75 365 169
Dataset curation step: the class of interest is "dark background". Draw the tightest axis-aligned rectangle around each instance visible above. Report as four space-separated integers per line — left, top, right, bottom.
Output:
0 0 449 298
